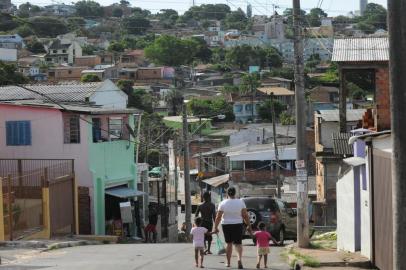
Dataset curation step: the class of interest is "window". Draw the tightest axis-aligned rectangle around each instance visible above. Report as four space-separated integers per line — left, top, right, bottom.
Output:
53 50 57 53
92 118 102 142
68 70 72 74
245 104 253 112
62 49 66 53
63 114 80 143
204 157 216 172
234 105 243 113
64 57 68 62
231 161 244 170
6 121 31 146
108 117 123 140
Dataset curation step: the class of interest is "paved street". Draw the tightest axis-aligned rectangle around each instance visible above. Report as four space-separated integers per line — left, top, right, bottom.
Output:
0 241 289 270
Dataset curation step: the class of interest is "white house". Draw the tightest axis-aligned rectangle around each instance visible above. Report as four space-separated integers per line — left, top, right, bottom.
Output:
45 39 82 65
0 48 17 62
0 80 128 109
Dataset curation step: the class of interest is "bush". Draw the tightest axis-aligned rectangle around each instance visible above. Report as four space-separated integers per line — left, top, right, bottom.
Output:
280 112 296 125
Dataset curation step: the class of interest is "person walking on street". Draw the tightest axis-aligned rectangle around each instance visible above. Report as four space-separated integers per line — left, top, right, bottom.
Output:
195 191 216 254
213 187 252 269
254 222 279 269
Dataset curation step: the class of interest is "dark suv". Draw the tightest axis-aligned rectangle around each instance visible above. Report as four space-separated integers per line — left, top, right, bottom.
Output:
242 197 297 244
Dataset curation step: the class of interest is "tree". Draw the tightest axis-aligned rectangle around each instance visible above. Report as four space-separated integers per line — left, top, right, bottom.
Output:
357 3 387 33
224 8 248 30
157 9 178 28
187 98 234 121
182 4 231 21
305 53 321 71
16 24 34 38
81 74 101 82
0 61 29 86
131 7 151 18
258 99 286 121
112 7 123 17
145 35 197 66
0 13 19 31
190 37 212 63
122 15 151 35
75 0 104 18
108 41 125 53
165 89 184 116
306 8 327 27
260 47 283 69
82 44 97 55
18 2 41 17
67 17 86 32
26 39 45 53
29 17 68 37
120 0 130 7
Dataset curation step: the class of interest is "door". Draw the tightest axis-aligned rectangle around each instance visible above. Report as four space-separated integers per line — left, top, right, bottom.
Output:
372 149 392 270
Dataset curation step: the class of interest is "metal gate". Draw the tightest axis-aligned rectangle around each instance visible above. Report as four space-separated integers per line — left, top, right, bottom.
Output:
49 175 75 236
372 149 393 270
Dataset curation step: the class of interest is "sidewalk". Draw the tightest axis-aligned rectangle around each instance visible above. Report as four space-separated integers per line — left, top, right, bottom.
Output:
285 243 373 269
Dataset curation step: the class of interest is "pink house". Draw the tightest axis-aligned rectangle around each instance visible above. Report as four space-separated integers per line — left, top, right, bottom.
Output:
0 101 141 235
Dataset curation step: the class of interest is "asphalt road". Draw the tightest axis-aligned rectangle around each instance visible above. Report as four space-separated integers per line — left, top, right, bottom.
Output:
0 241 290 270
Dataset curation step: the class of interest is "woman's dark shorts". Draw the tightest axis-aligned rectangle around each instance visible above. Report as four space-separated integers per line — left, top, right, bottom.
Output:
222 223 243 245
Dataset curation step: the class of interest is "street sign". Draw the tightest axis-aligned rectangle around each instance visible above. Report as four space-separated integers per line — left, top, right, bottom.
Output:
296 168 308 182
295 160 305 169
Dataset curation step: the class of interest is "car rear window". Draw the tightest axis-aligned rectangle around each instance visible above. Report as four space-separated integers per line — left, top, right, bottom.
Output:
242 198 278 212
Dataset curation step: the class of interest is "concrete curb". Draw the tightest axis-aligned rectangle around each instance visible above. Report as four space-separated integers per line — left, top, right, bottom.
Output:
0 240 102 251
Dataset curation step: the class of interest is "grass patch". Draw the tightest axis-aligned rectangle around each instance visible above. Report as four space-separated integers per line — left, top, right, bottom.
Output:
287 248 321 268
311 231 337 241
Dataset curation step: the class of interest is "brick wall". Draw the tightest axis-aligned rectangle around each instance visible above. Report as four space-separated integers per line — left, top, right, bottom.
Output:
230 170 295 183
375 67 391 131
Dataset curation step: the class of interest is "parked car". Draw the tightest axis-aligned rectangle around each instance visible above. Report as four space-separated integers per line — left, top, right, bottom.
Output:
242 197 297 245
148 167 162 178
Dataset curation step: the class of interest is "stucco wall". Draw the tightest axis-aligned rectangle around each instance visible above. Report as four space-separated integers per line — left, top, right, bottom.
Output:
0 104 92 187
90 80 128 109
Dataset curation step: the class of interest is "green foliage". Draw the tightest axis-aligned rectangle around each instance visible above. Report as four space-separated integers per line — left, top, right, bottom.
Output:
26 39 45 53
145 35 198 66
211 63 231 73
258 99 286 122
306 8 327 27
67 17 86 32
240 72 261 95
131 7 151 18
81 74 101 82
82 44 97 55
182 4 231 21
108 41 125 52
165 89 184 116
112 7 123 17
157 9 178 29
190 37 212 63
225 45 283 70
16 24 34 38
128 88 156 113
75 0 104 17
224 8 248 30
305 54 321 71
187 98 234 121
357 3 387 33
29 17 68 37
0 13 19 31
265 67 294 80
122 15 151 35
17 2 41 17
0 61 29 86
210 47 226 63
221 84 239 95
280 111 296 125
117 79 133 93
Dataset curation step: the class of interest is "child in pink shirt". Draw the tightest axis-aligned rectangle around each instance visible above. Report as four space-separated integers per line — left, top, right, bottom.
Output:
191 217 212 268
253 222 279 269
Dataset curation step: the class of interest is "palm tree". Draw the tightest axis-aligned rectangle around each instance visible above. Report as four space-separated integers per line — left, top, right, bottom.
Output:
165 88 184 116
240 72 261 120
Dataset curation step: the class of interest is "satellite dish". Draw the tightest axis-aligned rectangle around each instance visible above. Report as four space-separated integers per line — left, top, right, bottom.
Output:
125 123 136 138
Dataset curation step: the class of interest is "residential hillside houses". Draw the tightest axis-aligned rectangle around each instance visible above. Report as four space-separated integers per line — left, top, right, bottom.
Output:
45 39 82 65
0 34 24 49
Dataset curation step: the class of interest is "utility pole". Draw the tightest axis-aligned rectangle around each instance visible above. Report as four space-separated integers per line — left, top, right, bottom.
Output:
388 0 406 268
270 93 281 198
182 99 192 235
293 0 309 248
198 116 203 202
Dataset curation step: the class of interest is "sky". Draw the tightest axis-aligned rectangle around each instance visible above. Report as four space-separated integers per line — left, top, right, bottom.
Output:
13 0 387 16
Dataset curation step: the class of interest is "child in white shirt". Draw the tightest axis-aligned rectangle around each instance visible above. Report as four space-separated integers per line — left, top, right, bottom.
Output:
191 217 212 268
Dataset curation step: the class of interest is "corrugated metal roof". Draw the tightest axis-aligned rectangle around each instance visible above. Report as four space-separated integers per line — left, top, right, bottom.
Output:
203 174 229 187
0 81 112 103
332 37 389 62
318 109 366 122
0 100 140 114
258 87 295 96
332 133 353 156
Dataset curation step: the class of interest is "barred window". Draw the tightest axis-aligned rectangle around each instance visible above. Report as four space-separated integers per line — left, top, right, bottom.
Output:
63 114 80 144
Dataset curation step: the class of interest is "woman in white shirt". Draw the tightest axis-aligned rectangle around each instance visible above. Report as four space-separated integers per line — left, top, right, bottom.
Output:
213 187 252 269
